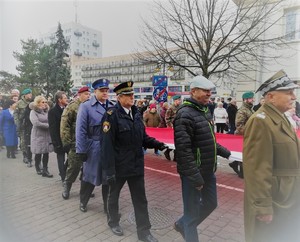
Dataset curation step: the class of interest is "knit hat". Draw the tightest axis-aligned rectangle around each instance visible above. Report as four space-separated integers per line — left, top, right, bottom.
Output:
149 104 156 109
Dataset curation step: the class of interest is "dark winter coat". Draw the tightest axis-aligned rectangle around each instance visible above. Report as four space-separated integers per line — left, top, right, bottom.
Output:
29 103 53 154
174 98 231 187
101 102 164 179
76 96 114 186
227 103 238 126
0 109 18 146
48 104 64 153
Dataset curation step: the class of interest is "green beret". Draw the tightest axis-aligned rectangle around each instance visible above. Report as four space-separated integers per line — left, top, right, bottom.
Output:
172 95 181 100
21 88 32 95
242 91 254 99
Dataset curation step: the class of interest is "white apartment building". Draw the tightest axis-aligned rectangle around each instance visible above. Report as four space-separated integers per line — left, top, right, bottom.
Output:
40 21 102 85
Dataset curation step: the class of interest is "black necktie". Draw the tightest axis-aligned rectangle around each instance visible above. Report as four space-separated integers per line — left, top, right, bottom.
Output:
101 103 106 110
128 110 133 119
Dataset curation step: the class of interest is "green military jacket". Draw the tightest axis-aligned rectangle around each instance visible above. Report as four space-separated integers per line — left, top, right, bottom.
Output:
60 99 81 147
235 102 254 135
243 103 300 242
14 96 31 132
165 104 179 128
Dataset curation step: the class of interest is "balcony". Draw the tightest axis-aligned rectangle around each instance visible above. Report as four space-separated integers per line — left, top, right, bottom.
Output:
74 51 82 56
92 41 100 47
74 30 82 37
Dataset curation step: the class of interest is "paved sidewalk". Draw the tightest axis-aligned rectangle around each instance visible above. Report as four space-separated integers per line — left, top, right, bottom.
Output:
0 148 245 242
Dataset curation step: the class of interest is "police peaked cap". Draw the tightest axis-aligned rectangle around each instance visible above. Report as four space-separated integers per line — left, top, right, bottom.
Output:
92 78 110 89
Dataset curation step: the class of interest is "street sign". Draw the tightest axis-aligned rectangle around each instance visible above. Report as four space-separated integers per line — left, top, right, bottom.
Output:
153 86 168 102
152 75 168 87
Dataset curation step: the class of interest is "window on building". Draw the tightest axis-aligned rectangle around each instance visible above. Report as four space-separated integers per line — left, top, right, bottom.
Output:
285 8 300 41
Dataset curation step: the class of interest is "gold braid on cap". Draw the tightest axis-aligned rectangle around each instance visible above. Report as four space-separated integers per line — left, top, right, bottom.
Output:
116 87 134 95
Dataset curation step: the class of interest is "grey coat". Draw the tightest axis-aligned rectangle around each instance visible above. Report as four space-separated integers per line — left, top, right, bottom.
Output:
29 103 53 154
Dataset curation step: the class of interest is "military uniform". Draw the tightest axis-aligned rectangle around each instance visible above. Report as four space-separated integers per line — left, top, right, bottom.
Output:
244 103 300 242
165 104 179 127
243 70 300 242
14 95 31 162
235 101 254 135
60 99 82 195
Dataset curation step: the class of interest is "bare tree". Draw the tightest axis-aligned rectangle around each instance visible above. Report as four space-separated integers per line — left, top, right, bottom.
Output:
136 0 287 82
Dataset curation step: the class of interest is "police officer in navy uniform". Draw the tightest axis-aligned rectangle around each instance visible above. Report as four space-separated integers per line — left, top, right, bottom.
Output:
76 78 114 212
101 81 168 242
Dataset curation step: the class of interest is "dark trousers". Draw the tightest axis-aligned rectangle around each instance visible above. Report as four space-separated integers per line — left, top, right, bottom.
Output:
176 173 217 242
56 152 67 181
216 123 226 133
35 153 49 168
80 180 108 209
107 176 151 239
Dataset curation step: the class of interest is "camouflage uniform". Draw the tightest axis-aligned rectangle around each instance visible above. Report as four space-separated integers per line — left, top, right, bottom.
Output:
14 96 31 162
60 99 82 186
165 104 179 128
235 102 254 135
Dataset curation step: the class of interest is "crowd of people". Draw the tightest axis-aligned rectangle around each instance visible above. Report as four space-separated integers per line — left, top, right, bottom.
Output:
0 70 300 242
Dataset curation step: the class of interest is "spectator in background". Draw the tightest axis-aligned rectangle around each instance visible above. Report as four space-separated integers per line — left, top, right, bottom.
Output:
48 91 69 182
213 102 228 133
253 97 265 112
221 97 228 109
0 93 4 111
164 95 181 161
295 100 300 118
207 97 216 115
159 102 169 128
143 103 161 156
29 96 53 178
285 107 300 131
0 100 18 158
226 99 238 134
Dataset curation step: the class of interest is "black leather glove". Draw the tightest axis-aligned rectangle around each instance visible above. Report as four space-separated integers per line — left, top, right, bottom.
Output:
63 144 71 154
106 175 116 185
77 153 88 162
158 143 168 151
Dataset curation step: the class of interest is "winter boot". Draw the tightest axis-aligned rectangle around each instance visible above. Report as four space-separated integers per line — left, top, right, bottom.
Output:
6 147 10 158
42 167 53 178
62 181 72 200
35 158 42 175
27 159 32 168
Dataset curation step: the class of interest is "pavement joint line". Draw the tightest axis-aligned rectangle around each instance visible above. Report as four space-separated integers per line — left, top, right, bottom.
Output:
145 166 244 193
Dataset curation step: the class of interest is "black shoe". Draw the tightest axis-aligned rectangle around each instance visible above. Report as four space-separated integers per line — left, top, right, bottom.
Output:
229 161 239 175
90 193 95 198
164 150 171 161
110 225 124 236
80 203 87 212
174 222 185 239
139 233 158 242
42 169 53 178
11 154 16 159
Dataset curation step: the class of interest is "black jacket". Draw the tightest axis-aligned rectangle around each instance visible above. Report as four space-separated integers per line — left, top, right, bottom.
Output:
48 104 64 153
174 98 230 187
101 102 164 179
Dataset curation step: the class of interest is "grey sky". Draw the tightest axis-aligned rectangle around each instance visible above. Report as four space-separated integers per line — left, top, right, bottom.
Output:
0 0 155 74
